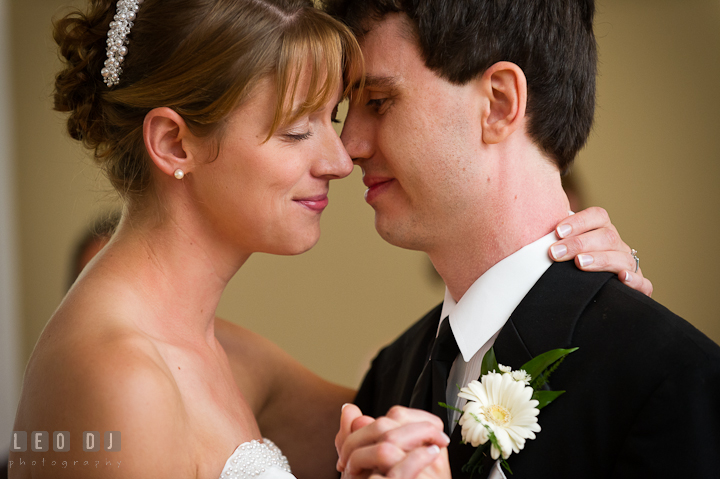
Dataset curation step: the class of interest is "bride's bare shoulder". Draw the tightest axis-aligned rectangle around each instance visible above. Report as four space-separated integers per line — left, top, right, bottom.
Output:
26 279 171 391
21 311 178 423
14 316 193 476
19 273 181 429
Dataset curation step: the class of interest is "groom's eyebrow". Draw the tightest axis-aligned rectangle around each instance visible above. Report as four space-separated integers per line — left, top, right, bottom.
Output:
352 75 399 91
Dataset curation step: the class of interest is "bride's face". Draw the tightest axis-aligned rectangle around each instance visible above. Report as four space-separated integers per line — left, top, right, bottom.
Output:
189 75 353 256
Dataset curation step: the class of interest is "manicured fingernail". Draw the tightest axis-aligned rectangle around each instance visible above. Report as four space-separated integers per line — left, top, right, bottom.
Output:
550 244 568 259
427 445 440 454
624 272 632 283
578 254 594 267
556 224 572 238
342 403 350 411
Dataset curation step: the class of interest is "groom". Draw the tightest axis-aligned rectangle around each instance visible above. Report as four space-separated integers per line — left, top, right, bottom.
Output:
326 0 720 477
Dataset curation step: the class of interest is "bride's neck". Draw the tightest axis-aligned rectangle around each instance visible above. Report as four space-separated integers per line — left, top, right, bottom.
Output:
93 203 250 345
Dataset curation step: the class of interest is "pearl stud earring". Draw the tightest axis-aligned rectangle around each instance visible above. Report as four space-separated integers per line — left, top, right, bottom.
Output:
174 169 184 180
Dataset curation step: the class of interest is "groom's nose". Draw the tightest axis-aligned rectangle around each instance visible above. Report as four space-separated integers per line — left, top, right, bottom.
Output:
340 104 375 163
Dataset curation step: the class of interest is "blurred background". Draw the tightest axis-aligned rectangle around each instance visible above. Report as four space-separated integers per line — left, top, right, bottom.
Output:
1 0 719 459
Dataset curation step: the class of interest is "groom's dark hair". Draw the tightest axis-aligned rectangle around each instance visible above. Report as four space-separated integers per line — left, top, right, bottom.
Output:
323 0 597 174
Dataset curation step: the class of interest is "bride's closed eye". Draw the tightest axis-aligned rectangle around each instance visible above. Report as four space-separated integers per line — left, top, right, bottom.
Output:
283 130 313 141
280 119 313 142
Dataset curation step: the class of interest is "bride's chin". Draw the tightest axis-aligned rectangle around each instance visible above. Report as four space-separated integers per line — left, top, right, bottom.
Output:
288 235 321 256
261 230 321 256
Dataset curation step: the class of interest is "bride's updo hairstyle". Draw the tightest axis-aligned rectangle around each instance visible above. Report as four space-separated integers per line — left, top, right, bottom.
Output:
53 0 363 199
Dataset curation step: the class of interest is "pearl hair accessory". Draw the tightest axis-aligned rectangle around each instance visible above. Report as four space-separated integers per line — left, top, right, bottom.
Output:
173 169 185 180
101 0 144 87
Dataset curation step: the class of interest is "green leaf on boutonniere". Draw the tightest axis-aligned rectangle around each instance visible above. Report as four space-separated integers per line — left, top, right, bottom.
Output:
438 402 464 414
521 347 578 387
532 390 566 410
450 346 577 476
480 347 499 376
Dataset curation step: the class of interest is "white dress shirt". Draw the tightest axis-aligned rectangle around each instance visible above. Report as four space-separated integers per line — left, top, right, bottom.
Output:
436 232 557 479
438 231 558 430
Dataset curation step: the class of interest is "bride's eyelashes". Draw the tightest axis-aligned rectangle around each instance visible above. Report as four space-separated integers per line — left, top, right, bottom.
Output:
283 130 313 141
279 121 313 142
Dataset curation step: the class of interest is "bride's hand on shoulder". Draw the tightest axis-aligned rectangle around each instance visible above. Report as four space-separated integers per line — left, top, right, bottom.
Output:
550 206 653 296
336 405 451 479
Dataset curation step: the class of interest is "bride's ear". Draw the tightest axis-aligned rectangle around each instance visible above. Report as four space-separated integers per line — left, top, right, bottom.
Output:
143 108 195 178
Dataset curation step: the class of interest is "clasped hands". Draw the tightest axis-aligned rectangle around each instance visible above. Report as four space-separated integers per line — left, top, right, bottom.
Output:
335 405 452 479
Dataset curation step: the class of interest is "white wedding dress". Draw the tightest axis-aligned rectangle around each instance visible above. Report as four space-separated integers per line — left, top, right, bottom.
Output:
219 438 296 479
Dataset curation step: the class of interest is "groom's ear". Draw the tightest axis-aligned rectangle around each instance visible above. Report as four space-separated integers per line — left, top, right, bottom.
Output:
478 61 528 145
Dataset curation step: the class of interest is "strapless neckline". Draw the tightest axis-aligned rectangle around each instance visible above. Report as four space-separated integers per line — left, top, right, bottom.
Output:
219 438 293 479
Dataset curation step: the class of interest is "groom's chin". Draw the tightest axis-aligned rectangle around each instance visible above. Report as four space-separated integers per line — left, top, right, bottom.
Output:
374 215 428 252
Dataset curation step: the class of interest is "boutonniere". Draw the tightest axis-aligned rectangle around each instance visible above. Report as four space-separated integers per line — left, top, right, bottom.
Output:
441 346 577 476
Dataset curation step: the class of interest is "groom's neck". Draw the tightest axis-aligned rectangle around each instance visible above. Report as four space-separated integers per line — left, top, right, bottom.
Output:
428 172 569 303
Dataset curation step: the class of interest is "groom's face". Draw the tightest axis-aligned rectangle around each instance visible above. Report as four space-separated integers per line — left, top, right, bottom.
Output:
341 14 486 252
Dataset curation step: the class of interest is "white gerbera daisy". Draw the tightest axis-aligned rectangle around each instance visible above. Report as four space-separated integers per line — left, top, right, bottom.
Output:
458 373 541 460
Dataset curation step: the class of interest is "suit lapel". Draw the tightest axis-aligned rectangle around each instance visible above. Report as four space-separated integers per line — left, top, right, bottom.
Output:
448 262 614 478
449 415 489 478
495 261 614 366
397 305 442 410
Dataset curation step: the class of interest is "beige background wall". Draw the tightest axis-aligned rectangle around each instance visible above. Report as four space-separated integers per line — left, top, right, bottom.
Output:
5 0 720 410
0 0 21 455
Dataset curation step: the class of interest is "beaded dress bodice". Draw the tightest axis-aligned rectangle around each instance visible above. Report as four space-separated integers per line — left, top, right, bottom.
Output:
219 438 294 479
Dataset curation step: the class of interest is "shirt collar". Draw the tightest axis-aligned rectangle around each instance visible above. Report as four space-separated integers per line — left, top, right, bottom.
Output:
439 231 557 361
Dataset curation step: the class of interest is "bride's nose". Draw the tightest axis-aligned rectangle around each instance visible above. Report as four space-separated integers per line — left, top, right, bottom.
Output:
312 130 354 179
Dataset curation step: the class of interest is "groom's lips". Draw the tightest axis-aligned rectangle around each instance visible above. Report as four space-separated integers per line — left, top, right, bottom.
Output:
363 175 395 203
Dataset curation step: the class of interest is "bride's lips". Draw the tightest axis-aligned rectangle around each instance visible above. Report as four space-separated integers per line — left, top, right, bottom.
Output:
294 194 329 212
363 175 395 203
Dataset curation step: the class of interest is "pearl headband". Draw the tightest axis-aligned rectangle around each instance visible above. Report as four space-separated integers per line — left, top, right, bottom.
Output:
101 0 144 87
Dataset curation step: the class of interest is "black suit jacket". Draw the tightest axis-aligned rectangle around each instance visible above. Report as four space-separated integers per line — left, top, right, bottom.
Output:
355 262 720 478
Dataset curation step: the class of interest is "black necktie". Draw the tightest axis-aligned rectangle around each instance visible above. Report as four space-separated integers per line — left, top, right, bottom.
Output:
409 317 460 435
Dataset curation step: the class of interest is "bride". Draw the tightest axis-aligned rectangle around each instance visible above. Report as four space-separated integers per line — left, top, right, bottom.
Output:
11 0 650 478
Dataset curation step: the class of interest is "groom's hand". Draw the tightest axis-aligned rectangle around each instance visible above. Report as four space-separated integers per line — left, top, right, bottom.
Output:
336 405 450 479
549 206 653 296
365 446 450 479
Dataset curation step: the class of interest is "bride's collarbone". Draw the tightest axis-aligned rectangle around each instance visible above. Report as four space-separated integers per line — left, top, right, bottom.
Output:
135 330 247 390
214 319 294 410
168 357 262 477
